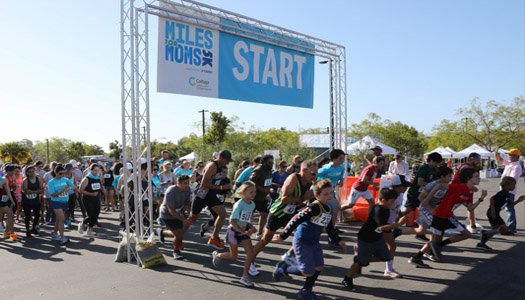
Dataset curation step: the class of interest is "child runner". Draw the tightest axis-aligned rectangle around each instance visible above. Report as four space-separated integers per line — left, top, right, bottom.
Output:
478 176 525 249
342 188 405 291
211 181 257 287
47 165 74 244
157 175 192 259
22 165 44 237
272 179 346 300
408 167 486 267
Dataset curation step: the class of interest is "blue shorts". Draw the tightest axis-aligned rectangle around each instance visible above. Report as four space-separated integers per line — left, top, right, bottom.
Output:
50 201 68 211
293 239 324 275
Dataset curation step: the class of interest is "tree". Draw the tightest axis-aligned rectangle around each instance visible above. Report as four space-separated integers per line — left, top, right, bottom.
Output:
66 141 86 161
204 111 231 146
0 142 32 164
427 97 525 152
109 140 122 161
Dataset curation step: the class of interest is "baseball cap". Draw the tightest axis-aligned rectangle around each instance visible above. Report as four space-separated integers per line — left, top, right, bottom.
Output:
468 152 481 160
392 175 411 187
65 163 73 170
126 162 133 170
509 149 521 156
69 159 78 166
370 146 383 151
219 150 233 162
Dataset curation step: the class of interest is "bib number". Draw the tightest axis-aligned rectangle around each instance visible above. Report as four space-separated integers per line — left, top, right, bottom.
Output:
1 195 8 202
283 204 296 214
239 210 252 223
216 194 225 203
104 174 111 179
26 194 37 200
264 179 272 187
91 183 101 191
311 212 331 227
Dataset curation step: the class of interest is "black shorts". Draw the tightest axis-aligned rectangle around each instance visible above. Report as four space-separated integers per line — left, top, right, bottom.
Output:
487 209 505 226
254 200 269 214
191 194 223 215
266 214 292 232
429 216 465 236
404 194 420 210
355 238 392 267
163 218 183 231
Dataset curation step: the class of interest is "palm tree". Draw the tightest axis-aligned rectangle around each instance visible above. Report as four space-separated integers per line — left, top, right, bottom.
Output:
0 142 31 164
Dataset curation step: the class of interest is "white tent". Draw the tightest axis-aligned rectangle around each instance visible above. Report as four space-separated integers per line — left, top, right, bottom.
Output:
179 152 197 162
425 146 456 159
456 144 493 159
347 136 397 155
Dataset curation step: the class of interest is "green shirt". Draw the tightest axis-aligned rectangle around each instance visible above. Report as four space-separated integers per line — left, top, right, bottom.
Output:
407 164 436 198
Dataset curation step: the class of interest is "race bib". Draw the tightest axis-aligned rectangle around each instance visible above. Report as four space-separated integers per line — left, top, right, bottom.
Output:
216 194 225 203
91 183 101 191
104 174 111 178
283 204 296 214
59 191 68 197
239 210 252 223
1 195 8 202
311 212 331 227
264 178 272 187
26 194 37 200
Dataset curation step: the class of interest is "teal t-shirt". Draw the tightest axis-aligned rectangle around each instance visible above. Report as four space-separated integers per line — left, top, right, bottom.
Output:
47 177 74 203
230 199 256 228
317 162 345 186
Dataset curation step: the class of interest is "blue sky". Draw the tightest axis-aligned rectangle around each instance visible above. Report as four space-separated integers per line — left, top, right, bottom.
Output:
1 0 523 151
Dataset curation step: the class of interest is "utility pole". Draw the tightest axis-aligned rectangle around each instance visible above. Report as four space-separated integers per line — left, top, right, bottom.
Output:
198 110 208 136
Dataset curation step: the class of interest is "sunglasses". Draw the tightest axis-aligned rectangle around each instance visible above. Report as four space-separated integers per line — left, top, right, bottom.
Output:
153 169 158 171
57 172 65 176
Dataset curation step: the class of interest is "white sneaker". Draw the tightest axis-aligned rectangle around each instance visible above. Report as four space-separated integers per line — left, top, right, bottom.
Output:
249 263 260 276
255 234 262 241
60 236 70 244
86 228 96 237
384 269 402 278
239 276 254 287
212 250 221 267
78 222 84 234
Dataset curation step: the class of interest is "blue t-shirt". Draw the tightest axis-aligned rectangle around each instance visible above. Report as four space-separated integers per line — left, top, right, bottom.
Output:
272 170 289 186
317 162 345 186
47 177 74 203
152 175 161 198
230 198 256 228
236 166 254 185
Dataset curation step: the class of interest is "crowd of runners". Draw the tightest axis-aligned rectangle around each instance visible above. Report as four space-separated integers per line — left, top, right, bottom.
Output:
0 146 523 299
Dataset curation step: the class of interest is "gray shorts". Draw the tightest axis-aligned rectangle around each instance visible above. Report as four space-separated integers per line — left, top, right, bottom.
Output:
355 238 392 267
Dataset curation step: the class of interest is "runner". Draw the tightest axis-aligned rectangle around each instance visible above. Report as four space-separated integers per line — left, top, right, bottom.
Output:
189 150 233 250
47 165 74 244
317 149 346 227
200 165 231 238
271 160 289 200
157 175 192 260
249 154 274 239
234 156 261 190
452 152 482 233
408 167 486 267
494 148 522 234
212 181 257 287
21 165 44 237
0 172 16 241
478 177 525 249
63 163 78 228
102 162 115 212
272 179 346 299
342 156 385 214
342 188 404 291
79 164 103 236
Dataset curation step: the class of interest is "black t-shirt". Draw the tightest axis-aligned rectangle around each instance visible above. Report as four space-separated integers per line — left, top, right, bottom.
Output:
491 190 512 212
249 165 273 203
357 205 390 242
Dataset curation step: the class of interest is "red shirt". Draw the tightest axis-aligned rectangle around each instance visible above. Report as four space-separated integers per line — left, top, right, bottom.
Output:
433 183 473 218
352 164 377 192
451 162 471 184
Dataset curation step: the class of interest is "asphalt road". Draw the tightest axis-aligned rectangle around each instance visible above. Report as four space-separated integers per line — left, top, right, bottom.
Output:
0 178 524 300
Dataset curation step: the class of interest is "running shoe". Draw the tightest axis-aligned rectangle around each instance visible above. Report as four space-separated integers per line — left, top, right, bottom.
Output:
156 217 165 226
384 269 403 278
429 241 442 261
415 234 430 242
64 218 71 229
51 232 61 241
31 227 39 235
476 242 492 250
249 263 260 277
212 250 221 267
200 223 207 237
239 276 254 288
173 250 183 260
341 277 356 291
60 236 70 244
467 224 480 234
78 222 84 234
7 233 17 242
272 261 287 281
255 233 263 241
423 252 439 262
156 228 165 243
297 288 319 300
408 257 430 268
86 228 96 237
208 237 225 250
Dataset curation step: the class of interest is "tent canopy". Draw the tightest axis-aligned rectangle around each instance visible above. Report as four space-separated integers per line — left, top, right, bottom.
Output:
425 146 456 159
179 152 197 162
456 144 493 159
347 136 397 155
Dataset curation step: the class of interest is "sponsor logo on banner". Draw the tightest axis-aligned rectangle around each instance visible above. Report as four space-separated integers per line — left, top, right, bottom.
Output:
157 17 314 108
